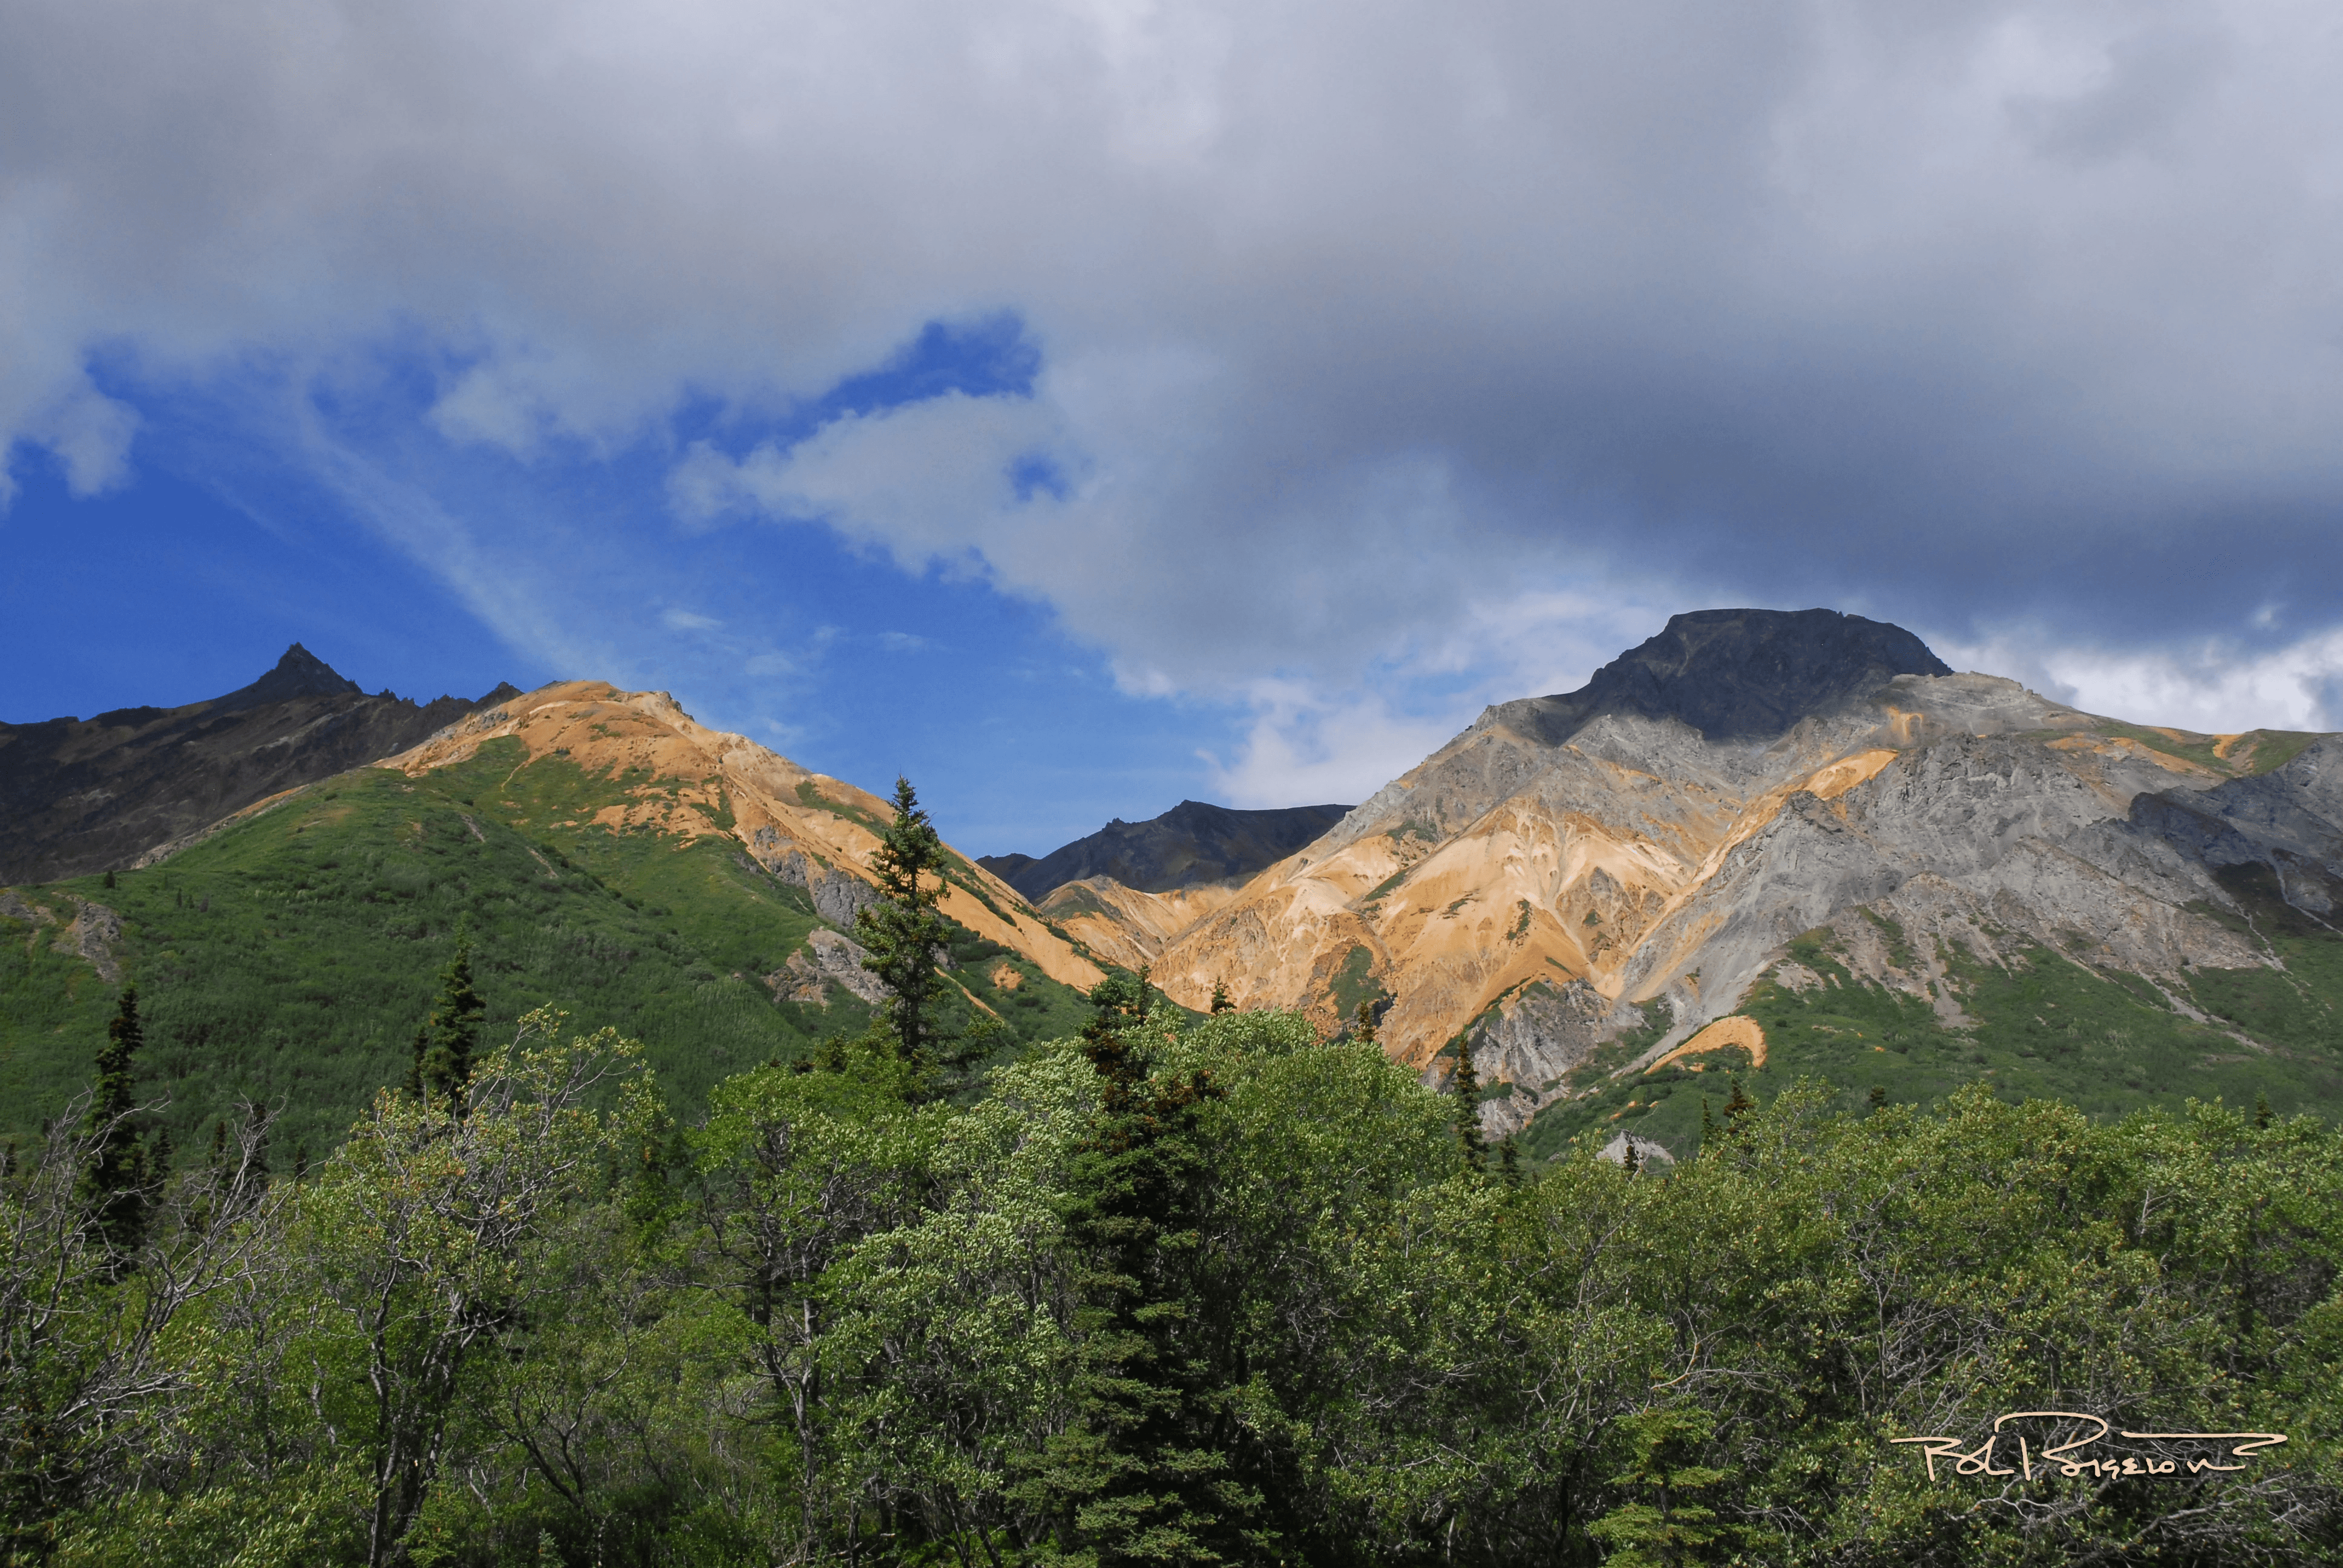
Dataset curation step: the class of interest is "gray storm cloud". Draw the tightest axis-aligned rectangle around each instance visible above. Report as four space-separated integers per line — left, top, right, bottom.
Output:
5 0 2342 714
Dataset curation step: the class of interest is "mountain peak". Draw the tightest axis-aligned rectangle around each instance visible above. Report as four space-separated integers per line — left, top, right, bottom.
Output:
981 799 1354 900
1513 607 1953 743
214 643 365 712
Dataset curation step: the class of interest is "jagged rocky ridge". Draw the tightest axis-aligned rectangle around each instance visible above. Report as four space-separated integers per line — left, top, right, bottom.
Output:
0 645 519 884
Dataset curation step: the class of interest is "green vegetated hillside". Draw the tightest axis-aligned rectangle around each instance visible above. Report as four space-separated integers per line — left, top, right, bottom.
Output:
1524 866 2343 1161
0 738 1099 1161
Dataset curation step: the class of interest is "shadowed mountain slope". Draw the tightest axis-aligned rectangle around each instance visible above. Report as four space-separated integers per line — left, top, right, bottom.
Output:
980 799 1353 901
1498 607 1954 745
0 645 519 884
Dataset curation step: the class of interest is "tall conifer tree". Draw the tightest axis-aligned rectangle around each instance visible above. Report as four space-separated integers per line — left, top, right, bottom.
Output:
1451 1039 1486 1169
410 931 485 1105
857 776 952 1070
1026 985 1265 1565
80 986 151 1256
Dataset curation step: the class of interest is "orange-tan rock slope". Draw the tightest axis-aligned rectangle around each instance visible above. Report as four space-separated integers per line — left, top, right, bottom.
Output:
382 681 1103 991
1099 674 2267 1073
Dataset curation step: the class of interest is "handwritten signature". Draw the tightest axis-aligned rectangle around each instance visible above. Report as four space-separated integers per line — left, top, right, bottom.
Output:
1892 1412 2286 1482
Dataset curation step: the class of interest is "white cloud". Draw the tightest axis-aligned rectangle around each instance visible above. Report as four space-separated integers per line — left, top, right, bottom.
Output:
1202 681 1465 808
8 0 2343 753
1941 624 2343 734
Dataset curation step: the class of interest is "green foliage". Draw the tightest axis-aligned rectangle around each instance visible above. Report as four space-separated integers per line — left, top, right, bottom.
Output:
77 988 151 1258
1450 1037 1487 1169
12 1000 2343 1567
1587 1408 1735 1567
1325 943 1386 1025
1022 998 1260 1566
856 777 955 1073
406 934 483 1105
53 1461 370 1568
0 744 1096 1162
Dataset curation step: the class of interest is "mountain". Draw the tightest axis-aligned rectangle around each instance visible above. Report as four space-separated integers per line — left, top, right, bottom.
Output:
1489 607 1953 742
12 615 2343 1168
982 800 1354 900
0 645 520 884
976 800 1353 973
1073 609 2343 1157
0 680 1107 1158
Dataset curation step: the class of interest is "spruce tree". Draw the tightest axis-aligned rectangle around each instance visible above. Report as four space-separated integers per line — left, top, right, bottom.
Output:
856 777 952 1070
411 933 485 1105
80 987 151 1257
1208 979 1233 1014
1587 1408 1738 1566
1723 1076 1755 1135
1451 1040 1486 1169
1026 993 1264 1566
1351 998 1378 1047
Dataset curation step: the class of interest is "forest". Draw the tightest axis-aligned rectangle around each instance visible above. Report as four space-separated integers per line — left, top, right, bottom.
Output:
5 788 2341 1567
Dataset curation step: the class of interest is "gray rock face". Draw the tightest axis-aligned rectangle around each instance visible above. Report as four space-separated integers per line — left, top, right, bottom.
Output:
746 831 881 929
765 928 889 1006
1449 978 1643 1137
1596 1132 1676 1169
1610 728 2270 1030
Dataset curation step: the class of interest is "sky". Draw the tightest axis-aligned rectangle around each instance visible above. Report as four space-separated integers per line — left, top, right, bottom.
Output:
6 0 2343 857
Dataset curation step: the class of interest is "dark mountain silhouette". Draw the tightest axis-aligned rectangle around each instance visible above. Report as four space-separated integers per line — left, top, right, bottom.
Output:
0 647 517 884
1499 607 1955 745
982 799 1353 901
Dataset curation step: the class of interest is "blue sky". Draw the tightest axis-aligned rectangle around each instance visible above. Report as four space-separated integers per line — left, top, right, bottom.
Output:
1 322 1305 857
9 0 2343 857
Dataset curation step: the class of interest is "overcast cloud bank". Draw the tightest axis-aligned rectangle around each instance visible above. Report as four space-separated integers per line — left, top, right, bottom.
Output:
7 0 2343 804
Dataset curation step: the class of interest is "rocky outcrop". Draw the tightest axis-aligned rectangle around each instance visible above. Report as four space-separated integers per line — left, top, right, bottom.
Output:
0 892 122 984
747 832 882 929
0 645 518 883
57 900 122 984
1596 1131 1676 1169
767 929 890 1006
1452 978 1647 1138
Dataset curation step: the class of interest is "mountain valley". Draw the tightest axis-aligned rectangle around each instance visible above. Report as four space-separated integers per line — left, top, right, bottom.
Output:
8 612 2343 1165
